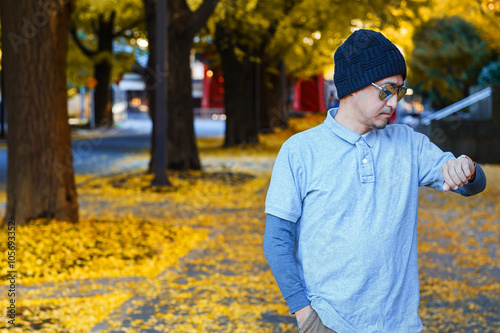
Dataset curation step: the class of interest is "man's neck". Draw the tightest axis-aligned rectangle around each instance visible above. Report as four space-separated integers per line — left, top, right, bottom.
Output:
333 103 370 135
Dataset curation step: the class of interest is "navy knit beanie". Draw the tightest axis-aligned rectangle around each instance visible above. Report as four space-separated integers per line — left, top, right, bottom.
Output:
334 29 407 100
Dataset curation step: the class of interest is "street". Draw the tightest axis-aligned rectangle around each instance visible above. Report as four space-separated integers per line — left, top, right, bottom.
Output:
0 116 225 189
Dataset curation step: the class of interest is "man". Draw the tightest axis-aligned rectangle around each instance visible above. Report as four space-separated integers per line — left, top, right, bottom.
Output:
263 29 486 333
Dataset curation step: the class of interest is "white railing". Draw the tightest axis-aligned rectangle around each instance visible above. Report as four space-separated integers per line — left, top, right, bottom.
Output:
420 87 492 125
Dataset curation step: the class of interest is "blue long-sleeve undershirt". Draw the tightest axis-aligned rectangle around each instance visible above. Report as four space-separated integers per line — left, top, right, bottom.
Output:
452 164 486 196
263 213 310 314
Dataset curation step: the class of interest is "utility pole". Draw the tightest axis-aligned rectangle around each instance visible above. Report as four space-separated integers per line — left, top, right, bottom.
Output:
151 0 170 186
0 57 5 138
280 60 288 129
254 62 260 143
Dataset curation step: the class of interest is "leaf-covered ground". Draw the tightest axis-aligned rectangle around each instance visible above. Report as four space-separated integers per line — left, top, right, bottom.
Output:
1 113 499 332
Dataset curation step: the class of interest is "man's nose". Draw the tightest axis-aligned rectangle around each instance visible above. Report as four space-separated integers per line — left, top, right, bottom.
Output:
386 93 398 108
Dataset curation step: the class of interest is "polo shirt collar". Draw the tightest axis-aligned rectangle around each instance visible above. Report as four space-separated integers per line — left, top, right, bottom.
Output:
362 129 377 147
324 108 377 147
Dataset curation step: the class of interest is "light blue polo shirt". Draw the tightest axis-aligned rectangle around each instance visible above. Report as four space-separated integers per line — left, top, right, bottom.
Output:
265 109 455 333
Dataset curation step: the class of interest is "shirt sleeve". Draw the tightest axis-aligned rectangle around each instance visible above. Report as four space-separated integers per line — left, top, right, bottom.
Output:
263 213 310 314
453 163 486 197
415 131 455 190
415 129 487 195
265 141 304 222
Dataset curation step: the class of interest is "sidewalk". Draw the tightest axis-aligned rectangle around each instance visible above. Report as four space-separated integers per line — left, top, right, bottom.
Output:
80 154 293 332
3 141 297 332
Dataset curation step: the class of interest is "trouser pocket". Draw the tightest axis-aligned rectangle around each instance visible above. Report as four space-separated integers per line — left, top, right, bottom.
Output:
299 310 337 333
298 309 316 333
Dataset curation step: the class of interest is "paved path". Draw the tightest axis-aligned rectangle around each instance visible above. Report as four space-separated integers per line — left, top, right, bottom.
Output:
89 210 296 332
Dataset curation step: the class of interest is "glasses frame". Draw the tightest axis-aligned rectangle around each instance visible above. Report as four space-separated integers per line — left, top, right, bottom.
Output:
371 83 407 101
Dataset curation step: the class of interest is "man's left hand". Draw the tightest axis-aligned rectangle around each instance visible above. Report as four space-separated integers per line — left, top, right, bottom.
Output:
442 156 476 191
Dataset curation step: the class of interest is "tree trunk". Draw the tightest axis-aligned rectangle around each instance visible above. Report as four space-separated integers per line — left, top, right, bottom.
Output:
93 13 115 127
259 60 285 133
144 0 157 173
1 0 79 225
221 54 258 146
167 36 201 169
145 0 217 171
93 60 113 127
145 0 201 171
216 25 258 147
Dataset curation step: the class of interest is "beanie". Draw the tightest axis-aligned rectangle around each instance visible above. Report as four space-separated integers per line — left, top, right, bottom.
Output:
334 29 407 100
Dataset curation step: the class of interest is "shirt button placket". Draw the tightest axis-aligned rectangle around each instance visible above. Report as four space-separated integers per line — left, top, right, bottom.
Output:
356 139 375 183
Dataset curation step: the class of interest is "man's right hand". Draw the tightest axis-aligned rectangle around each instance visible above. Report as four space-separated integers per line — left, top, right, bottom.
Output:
295 305 313 327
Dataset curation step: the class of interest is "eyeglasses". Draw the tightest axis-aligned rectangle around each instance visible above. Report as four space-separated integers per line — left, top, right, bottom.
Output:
371 83 407 101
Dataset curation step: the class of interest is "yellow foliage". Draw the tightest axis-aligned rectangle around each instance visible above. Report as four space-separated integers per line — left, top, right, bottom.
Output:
1 292 131 333
0 218 207 285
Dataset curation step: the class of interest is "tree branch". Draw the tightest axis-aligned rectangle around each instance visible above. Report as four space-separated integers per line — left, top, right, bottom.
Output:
69 25 97 58
261 0 302 55
475 0 500 31
114 17 147 37
188 0 219 37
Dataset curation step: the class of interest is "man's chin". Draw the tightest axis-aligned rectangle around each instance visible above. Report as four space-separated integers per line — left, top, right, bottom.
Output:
372 121 389 130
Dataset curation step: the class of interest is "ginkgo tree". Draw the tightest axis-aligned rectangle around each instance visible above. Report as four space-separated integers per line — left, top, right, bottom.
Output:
211 0 291 146
209 0 428 146
427 0 500 53
1 0 78 225
70 0 145 127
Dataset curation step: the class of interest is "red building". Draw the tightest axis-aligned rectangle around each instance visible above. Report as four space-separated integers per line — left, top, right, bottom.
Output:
292 75 326 113
201 65 225 109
